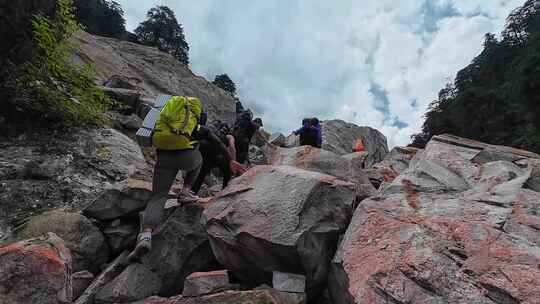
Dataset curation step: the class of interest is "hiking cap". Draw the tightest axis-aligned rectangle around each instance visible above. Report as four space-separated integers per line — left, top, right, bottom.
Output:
253 117 263 127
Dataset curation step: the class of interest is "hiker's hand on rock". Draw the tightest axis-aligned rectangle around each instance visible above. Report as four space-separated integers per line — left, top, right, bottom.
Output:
229 160 247 174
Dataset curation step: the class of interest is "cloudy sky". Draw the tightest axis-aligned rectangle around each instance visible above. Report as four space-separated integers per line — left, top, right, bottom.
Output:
117 0 524 147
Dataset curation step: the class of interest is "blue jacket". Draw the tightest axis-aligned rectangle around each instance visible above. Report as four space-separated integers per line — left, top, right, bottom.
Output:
293 122 311 135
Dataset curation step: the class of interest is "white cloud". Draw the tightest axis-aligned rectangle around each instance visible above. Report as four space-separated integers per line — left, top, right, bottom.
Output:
117 0 525 148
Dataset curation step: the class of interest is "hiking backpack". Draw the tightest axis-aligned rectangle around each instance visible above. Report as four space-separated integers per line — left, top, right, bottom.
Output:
233 109 253 132
207 120 231 145
152 96 202 150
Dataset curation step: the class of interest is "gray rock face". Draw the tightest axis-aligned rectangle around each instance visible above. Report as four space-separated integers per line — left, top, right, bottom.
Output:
74 251 130 304
0 233 73 304
126 289 305 304
142 204 216 297
99 86 142 110
270 133 287 147
248 145 268 165
72 271 95 301
284 133 300 148
102 219 138 255
321 120 389 164
109 113 143 131
203 166 356 301
84 179 152 221
265 146 375 199
366 146 420 189
95 263 161 304
0 128 148 241
14 211 109 273
329 134 540 304
272 271 306 293
72 31 236 126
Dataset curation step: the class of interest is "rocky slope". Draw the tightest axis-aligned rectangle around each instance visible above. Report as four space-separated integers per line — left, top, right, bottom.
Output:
330 134 540 303
71 31 236 125
285 119 389 167
0 128 148 241
2 7 539 303
4 130 540 304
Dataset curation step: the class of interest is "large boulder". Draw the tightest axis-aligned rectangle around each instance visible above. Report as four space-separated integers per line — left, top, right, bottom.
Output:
0 233 73 304
102 219 139 255
142 204 216 297
284 133 300 148
182 270 230 297
270 132 287 147
13 210 109 273
83 179 152 221
321 120 388 164
329 134 540 303
0 128 148 242
72 271 95 300
95 263 161 304
366 146 420 188
266 146 375 199
203 166 356 300
71 31 236 126
125 289 305 304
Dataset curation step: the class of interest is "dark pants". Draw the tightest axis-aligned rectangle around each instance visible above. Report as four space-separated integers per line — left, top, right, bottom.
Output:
192 154 231 194
143 149 202 230
236 138 250 164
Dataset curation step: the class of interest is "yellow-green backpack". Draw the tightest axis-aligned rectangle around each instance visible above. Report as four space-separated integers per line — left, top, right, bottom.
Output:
152 96 202 150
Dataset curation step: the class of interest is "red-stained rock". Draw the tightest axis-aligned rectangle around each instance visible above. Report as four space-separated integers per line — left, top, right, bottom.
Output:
367 146 419 188
126 289 305 304
14 210 109 273
0 232 73 304
329 135 540 304
265 146 376 199
203 165 356 301
183 270 230 297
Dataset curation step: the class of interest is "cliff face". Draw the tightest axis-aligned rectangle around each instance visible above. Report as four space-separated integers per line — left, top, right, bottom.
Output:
71 31 236 125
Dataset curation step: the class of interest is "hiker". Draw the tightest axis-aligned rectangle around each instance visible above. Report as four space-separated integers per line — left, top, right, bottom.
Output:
233 111 269 164
311 117 322 148
353 137 366 152
294 117 321 148
191 119 242 194
129 97 245 261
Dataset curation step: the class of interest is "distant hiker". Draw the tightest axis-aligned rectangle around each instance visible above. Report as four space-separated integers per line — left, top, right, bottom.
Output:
311 117 322 148
294 117 321 148
233 110 269 164
129 96 245 261
353 137 366 152
191 119 244 194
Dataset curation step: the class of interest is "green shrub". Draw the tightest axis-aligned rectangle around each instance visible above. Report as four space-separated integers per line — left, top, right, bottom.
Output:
9 0 111 129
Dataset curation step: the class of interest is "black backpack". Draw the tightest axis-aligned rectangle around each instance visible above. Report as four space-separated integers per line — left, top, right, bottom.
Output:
234 109 253 132
207 120 231 145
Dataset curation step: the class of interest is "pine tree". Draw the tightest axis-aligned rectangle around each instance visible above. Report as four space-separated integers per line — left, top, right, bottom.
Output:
135 6 189 65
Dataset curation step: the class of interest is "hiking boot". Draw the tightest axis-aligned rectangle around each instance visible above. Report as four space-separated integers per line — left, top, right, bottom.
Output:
128 230 152 261
177 190 200 203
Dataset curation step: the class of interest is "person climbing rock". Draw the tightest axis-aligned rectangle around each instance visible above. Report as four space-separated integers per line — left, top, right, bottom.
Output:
128 98 245 261
294 117 321 148
233 112 269 164
353 137 366 152
191 119 245 194
311 117 322 148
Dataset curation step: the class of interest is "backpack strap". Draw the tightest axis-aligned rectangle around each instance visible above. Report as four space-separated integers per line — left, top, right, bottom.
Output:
169 98 192 136
178 102 191 135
